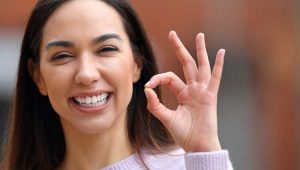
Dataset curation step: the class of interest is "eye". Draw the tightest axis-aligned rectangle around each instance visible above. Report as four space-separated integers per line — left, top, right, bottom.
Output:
51 52 74 64
97 46 119 54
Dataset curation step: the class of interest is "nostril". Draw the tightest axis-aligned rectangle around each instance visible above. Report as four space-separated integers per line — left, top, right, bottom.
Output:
74 71 100 86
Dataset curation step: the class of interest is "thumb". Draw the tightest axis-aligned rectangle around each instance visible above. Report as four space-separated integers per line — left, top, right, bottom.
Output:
144 88 174 126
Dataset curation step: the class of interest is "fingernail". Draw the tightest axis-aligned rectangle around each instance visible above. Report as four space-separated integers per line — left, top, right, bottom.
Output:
170 30 177 36
144 89 149 99
220 48 226 54
145 81 151 87
198 32 204 38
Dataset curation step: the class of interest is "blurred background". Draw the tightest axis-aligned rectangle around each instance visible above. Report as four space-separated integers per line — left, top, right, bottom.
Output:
0 0 299 169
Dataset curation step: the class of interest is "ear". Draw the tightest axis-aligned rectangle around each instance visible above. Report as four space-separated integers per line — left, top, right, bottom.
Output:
132 57 143 83
27 58 48 96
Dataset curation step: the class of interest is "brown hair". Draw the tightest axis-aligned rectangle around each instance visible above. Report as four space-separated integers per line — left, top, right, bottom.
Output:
0 0 174 169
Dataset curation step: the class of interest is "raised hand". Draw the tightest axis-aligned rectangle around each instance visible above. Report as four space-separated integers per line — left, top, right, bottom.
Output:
144 31 225 152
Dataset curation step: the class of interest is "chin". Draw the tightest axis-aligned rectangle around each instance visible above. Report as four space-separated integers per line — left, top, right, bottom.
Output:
73 115 124 135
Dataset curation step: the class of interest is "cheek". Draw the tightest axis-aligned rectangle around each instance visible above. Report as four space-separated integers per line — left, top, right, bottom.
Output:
106 59 136 109
40 65 73 113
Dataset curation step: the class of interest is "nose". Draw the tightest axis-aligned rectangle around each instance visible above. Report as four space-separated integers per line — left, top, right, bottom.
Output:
75 55 100 86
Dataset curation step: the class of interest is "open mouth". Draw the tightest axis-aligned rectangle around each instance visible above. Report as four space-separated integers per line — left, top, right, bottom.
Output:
72 92 111 108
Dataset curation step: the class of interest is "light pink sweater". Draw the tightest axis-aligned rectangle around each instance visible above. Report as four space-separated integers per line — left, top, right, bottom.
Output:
103 148 233 170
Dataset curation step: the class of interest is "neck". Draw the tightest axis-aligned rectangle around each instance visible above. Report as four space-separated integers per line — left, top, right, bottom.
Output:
59 115 134 170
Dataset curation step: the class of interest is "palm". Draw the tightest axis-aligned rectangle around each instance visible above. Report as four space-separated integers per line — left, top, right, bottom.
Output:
172 83 219 152
145 31 225 152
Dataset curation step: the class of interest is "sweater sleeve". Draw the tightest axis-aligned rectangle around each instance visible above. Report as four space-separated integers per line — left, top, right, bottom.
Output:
184 150 233 170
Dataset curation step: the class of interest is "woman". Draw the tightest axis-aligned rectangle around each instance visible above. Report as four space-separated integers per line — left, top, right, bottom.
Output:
1 0 232 169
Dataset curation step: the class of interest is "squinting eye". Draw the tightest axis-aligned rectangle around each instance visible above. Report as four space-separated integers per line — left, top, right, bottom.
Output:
52 54 73 61
51 53 74 64
97 46 118 53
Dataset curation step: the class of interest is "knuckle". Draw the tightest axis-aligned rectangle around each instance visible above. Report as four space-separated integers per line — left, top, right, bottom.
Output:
166 71 175 77
182 58 195 66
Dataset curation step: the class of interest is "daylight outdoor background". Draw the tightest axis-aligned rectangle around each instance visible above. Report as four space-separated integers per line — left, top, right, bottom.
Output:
1 1 300 170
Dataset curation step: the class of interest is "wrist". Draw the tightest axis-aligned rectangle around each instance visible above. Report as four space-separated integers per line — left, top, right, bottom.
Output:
188 138 222 152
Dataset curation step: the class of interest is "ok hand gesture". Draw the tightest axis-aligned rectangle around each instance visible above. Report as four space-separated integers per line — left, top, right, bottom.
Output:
144 31 225 152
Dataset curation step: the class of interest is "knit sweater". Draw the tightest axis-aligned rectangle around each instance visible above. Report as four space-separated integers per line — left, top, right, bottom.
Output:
103 148 233 170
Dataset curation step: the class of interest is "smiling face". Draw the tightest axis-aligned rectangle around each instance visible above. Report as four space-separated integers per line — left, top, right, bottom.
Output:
32 0 142 134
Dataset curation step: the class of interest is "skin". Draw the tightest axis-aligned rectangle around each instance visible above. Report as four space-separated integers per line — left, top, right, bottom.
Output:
29 0 225 169
145 31 224 152
31 0 140 169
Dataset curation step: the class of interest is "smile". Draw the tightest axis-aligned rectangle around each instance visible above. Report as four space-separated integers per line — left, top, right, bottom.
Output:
73 93 110 108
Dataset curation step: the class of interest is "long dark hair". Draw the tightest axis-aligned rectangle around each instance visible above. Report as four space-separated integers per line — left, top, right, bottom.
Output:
0 0 174 169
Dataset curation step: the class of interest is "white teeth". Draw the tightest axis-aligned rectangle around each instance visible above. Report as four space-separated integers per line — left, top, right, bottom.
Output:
86 97 92 104
74 93 109 107
92 96 97 103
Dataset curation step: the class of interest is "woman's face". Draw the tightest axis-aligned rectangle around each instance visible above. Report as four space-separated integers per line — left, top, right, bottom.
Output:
34 0 141 134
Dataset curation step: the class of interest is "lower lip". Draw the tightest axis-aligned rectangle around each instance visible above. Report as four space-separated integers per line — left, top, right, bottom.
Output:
69 95 112 114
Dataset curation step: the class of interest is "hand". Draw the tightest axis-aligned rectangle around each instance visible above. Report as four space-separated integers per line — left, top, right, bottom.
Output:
144 31 225 152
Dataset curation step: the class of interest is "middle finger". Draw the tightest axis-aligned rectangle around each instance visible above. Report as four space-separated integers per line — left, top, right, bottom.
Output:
169 31 198 84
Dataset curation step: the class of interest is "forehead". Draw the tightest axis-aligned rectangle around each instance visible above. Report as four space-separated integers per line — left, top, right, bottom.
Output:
42 0 126 43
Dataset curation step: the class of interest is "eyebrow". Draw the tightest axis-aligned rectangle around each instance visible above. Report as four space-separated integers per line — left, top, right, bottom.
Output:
45 33 122 51
45 41 74 50
92 33 122 44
